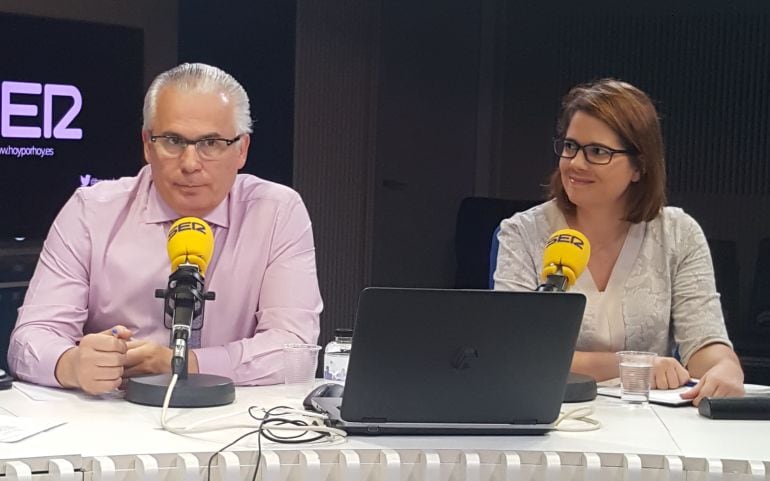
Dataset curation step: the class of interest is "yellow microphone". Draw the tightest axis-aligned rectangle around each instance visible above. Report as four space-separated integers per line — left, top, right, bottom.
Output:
538 229 591 292
167 217 214 275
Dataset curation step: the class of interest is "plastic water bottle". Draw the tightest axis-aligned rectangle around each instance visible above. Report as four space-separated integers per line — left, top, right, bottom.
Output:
323 328 353 383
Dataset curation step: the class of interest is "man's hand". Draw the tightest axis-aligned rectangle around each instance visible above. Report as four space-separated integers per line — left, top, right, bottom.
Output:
651 356 690 389
54 325 132 395
680 358 745 406
124 340 199 377
123 340 171 377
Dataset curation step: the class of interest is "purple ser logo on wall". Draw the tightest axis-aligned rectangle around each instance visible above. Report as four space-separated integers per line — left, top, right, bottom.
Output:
1 81 82 140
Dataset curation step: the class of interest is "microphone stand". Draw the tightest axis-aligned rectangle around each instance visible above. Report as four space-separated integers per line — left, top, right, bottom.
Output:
536 273 569 292
125 264 235 408
164 265 213 378
534 265 597 403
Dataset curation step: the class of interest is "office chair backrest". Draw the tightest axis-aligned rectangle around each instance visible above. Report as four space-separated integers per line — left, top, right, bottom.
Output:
454 197 538 289
489 225 502 288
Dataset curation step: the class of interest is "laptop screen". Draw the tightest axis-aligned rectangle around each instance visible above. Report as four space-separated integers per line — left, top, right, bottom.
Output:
340 288 586 425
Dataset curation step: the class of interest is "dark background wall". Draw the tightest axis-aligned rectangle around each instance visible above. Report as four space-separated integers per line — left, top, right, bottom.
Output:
178 0 296 186
0 0 177 88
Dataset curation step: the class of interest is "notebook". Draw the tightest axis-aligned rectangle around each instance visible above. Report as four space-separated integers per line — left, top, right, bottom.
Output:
597 381 692 406
597 379 770 406
312 287 587 435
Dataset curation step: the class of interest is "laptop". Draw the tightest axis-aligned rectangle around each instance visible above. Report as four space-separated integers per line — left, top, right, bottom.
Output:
312 287 586 435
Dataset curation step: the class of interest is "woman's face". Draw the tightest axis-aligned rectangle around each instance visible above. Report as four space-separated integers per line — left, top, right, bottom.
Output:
559 111 640 213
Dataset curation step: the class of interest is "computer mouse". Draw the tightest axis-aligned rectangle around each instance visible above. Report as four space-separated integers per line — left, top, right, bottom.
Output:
0 368 12 390
302 382 345 410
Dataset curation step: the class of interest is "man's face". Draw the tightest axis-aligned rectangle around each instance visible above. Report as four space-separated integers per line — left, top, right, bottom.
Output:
142 87 250 218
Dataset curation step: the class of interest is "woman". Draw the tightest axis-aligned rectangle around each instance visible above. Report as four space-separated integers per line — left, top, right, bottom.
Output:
494 79 744 406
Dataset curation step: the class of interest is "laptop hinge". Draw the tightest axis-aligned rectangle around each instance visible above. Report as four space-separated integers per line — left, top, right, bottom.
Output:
512 420 539 425
361 417 387 423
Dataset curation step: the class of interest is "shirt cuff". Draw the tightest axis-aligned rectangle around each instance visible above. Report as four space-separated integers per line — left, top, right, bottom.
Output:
17 337 76 388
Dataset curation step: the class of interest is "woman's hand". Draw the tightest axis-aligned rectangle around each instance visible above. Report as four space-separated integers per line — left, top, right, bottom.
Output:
680 358 745 406
651 356 690 389
680 344 744 406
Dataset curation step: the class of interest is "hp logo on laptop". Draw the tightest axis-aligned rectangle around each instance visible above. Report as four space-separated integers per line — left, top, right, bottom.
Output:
451 347 479 370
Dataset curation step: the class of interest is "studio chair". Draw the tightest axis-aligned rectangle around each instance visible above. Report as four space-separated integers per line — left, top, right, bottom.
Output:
454 197 538 290
489 225 502 289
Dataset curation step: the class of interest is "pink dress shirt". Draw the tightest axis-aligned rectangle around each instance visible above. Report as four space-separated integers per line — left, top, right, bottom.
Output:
8 165 322 387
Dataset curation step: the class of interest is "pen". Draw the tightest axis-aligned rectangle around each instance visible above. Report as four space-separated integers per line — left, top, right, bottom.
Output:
111 327 132 341
684 378 699 387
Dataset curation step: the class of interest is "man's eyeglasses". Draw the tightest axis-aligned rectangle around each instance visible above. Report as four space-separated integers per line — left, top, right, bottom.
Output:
553 138 633 165
150 134 242 159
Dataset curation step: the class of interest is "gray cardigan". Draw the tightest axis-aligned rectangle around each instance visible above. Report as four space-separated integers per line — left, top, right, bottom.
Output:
494 200 732 366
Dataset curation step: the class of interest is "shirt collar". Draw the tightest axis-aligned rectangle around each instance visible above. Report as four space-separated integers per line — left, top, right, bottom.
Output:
144 180 230 229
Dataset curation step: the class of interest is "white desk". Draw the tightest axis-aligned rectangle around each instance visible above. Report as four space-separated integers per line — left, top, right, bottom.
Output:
1 382 768 481
650 402 770 460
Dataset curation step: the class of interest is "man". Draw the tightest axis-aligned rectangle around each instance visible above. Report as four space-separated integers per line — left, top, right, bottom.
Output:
7 63 322 395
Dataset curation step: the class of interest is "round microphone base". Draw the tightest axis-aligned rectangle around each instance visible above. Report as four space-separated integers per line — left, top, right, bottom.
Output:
563 372 597 403
125 373 235 408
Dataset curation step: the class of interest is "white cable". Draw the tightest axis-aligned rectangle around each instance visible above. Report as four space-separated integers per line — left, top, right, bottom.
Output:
155 366 346 442
159 393 348 441
160 374 255 434
162 419 259 435
260 423 349 439
160 373 179 431
161 405 340 435
163 417 347 438
262 407 329 420
553 405 602 432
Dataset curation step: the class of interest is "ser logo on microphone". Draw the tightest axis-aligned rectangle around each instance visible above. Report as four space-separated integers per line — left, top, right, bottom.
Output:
545 233 585 250
167 221 207 240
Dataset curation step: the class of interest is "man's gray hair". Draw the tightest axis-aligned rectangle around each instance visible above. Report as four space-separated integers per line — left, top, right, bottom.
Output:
142 63 253 134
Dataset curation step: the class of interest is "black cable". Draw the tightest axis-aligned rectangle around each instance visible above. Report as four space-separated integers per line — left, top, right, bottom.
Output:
206 428 260 481
261 418 327 444
251 423 263 481
205 405 334 481
249 406 297 481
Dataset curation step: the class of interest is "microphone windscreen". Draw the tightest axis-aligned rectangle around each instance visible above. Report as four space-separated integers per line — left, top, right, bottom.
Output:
542 228 591 289
167 217 214 275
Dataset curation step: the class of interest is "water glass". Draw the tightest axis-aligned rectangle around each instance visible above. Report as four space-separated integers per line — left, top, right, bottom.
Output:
618 351 657 404
282 343 321 399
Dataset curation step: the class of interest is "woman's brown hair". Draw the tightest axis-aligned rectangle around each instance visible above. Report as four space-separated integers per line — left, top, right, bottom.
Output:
548 78 666 223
